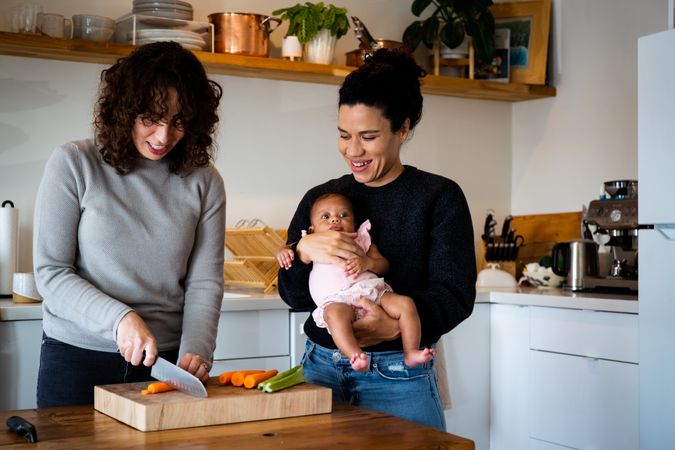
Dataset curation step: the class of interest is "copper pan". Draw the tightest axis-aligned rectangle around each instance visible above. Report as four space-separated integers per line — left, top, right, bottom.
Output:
208 12 280 57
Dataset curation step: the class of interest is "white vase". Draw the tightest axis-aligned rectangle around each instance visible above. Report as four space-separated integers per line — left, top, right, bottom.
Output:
304 29 337 65
440 37 469 59
281 36 303 61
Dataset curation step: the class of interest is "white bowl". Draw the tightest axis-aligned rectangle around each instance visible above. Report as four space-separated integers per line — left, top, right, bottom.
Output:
476 263 517 288
75 26 114 42
72 14 115 29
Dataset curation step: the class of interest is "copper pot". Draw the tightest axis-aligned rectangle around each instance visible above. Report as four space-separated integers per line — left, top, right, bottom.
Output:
208 12 280 57
345 40 406 67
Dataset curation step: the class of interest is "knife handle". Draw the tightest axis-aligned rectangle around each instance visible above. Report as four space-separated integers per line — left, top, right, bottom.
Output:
6 416 38 443
501 215 512 238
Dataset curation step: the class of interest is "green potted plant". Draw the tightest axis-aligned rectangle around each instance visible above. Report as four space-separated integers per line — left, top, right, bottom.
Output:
272 2 350 64
402 0 496 70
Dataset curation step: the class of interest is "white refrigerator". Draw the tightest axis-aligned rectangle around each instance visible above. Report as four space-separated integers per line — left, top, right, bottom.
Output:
638 28 675 450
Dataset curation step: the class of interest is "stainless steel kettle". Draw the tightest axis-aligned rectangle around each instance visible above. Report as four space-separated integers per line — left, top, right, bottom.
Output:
551 239 599 291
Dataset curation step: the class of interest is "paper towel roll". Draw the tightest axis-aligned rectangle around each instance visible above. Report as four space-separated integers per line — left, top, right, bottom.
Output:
0 200 19 296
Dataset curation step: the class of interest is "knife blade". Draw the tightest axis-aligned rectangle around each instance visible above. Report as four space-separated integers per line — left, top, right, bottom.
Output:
150 356 208 398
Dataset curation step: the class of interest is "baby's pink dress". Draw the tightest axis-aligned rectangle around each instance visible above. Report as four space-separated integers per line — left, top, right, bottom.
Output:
306 220 392 329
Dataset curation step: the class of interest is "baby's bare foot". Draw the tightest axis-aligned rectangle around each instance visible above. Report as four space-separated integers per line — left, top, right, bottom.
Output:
404 347 436 367
350 352 369 372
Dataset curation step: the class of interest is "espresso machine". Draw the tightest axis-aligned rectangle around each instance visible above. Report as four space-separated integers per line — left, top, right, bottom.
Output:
584 180 639 291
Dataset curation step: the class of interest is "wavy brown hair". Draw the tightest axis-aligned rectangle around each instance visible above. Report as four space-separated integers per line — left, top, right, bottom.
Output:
94 41 222 174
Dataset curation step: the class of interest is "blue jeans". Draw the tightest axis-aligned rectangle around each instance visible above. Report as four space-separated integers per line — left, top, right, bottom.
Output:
37 333 179 407
301 339 446 431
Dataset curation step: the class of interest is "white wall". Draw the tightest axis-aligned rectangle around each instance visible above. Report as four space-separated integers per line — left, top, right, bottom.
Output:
511 0 667 214
0 0 512 272
2 0 667 272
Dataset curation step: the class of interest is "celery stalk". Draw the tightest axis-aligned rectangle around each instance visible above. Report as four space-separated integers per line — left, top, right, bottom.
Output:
258 365 305 393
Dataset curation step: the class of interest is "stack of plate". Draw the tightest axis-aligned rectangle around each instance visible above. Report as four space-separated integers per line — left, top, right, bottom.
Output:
133 28 206 51
132 0 194 21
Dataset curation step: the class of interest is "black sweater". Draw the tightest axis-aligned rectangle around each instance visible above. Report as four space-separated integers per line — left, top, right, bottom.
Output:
278 166 477 351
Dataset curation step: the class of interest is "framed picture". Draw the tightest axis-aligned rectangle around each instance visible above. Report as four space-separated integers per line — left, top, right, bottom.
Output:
474 28 510 83
490 0 552 85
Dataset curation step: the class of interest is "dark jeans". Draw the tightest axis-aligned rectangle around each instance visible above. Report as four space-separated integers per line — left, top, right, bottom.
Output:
37 333 178 407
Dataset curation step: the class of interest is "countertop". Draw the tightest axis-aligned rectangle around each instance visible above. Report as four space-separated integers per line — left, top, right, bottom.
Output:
0 288 288 322
0 286 638 322
476 286 638 314
0 403 474 449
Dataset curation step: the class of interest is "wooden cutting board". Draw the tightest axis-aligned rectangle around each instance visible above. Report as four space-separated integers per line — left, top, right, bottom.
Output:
94 378 332 432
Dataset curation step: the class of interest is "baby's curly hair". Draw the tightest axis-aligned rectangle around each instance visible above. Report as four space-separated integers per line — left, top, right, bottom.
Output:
94 41 223 174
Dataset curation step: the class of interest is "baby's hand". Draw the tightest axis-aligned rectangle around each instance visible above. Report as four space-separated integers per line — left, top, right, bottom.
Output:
276 248 294 270
344 256 367 277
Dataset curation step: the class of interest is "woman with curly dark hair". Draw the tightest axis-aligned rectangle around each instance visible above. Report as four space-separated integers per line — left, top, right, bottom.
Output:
33 42 225 407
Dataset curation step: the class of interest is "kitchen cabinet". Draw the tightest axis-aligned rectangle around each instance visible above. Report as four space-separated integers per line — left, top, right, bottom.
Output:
212 308 291 373
443 303 491 450
529 438 572 450
529 350 638 450
0 318 42 410
445 291 639 450
0 31 556 102
489 303 638 450
490 303 530 450
528 307 639 450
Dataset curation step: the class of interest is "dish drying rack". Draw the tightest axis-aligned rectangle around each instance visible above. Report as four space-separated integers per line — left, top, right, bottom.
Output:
223 219 286 294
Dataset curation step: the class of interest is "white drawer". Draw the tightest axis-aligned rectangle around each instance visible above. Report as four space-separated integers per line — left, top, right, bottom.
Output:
529 350 638 450
214 309 289 360
210 356 291 375
529 306 638 363
530 437 579 450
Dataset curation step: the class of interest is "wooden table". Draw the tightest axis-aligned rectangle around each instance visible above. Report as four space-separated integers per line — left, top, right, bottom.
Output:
1 403 474 449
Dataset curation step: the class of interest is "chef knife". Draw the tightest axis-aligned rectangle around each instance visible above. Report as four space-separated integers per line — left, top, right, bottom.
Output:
482 211 494 243
150 356 208 398
501 215 512 240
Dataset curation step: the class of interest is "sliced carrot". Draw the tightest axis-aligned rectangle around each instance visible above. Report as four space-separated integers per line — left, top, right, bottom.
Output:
140 382 176 395
231 370 265 387
244 370 279 389
218 371 238 385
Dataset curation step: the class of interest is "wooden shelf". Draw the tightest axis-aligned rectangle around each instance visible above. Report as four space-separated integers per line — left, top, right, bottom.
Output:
0 32 556 102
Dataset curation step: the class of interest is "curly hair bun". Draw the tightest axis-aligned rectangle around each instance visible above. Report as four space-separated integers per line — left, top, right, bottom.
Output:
339 48 425 133
365 48 427 79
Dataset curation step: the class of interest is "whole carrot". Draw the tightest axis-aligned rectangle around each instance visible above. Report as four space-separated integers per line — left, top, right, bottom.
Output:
218 371 237 385
231 370 265 387
141 382 175 395
244 370 279 389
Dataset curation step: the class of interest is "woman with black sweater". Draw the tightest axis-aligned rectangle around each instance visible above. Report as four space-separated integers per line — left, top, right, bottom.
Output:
278 49 476 430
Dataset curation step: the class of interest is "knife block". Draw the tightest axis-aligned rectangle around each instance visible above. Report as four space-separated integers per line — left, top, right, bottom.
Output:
476 240 516 278
476 211 583 281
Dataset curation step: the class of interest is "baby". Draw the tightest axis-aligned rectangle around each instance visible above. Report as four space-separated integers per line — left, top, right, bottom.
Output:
276 193 435 371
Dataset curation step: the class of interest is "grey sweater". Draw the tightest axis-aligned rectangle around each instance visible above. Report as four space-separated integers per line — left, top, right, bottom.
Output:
33 140 225 363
